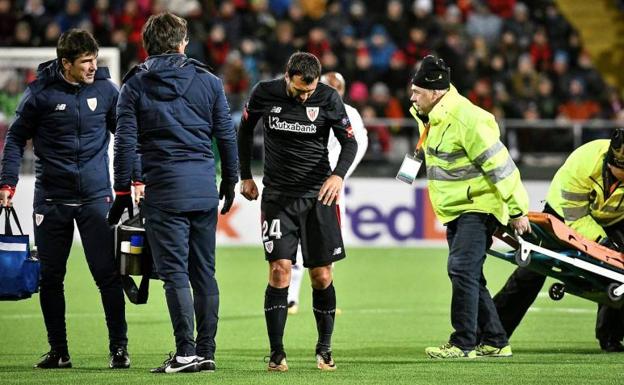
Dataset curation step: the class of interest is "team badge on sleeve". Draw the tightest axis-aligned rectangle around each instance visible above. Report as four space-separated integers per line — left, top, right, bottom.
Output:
306 107 319 122
87 97 97 111
264 240 274 253
346 125 354 138
35 214 44 226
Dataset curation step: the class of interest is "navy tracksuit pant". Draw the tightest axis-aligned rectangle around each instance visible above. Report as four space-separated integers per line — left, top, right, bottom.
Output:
34 201 127 353
143 203 219 358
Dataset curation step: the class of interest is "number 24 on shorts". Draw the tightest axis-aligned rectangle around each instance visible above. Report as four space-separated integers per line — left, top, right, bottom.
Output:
262 219 282 241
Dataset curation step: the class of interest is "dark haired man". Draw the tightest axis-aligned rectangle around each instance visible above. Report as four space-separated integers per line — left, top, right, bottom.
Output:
0 29 135 369
113 12 238 374
238 52 358 371
409 55 530 359
494 129 624 352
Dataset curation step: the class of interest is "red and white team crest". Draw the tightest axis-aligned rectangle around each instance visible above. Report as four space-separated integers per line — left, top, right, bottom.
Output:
306 107 319 122
264 240 274 253
87 97 97 111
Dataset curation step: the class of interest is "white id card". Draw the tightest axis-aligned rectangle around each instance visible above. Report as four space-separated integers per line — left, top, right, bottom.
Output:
396 154 423 185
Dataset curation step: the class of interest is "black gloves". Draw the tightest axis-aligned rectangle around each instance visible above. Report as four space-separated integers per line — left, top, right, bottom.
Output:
219 180 235 215
108 193 133 225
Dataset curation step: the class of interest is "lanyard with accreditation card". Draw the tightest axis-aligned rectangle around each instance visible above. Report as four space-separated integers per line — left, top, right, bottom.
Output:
396 122 430 185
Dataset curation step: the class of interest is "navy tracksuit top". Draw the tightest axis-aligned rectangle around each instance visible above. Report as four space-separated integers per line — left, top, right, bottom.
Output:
0 60 123 206
114 54 239 212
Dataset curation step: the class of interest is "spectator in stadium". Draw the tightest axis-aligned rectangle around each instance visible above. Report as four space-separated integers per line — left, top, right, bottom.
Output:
558 78 601 121
410 55 530 359
238 52 357 372
493 129 624 352
0 29 133 369
287 71 368 315
113 12 238 374
0 0 17 45
267 21 297 75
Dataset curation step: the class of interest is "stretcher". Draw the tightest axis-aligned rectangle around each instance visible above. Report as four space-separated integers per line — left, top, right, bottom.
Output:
487 212 624 308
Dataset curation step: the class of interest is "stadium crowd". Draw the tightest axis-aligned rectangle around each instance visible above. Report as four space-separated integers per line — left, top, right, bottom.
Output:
0 0 622 159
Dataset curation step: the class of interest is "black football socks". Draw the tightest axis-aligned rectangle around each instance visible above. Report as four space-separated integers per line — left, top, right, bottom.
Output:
264 285 289 353
312 282 336 352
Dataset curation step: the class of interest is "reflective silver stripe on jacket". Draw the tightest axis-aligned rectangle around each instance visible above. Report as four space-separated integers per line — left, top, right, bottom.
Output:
473 141 505 166
561 190 589 202
590 202 624 213
426 147 466 163
484 155 517 184
426 164 482 181
562 205 589 221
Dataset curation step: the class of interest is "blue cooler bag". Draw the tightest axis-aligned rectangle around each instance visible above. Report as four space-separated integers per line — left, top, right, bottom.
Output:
0 206 39 300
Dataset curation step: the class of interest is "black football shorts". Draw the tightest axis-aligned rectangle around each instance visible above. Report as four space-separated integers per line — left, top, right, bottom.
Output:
260 194 346 268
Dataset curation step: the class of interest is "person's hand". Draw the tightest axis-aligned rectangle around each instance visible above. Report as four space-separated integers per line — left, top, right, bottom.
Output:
0 185 15 207
318 175 343 206
108 192 133 225
240 179 259 201
219 180 235 214
510 215 531 235
132 182 145 204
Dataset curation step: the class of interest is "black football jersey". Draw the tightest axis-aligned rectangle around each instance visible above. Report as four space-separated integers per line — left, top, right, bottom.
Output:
238 77 357 197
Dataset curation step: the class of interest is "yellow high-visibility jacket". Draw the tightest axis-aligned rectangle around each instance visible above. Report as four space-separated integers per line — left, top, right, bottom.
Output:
546 139 624 241
410 85 529 225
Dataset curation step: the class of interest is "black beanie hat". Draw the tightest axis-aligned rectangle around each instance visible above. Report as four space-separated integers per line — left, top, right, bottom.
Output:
609 128 624 168
412 55 451 90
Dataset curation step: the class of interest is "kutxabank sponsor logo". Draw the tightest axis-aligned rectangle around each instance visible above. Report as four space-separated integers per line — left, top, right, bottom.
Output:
269 116 317 133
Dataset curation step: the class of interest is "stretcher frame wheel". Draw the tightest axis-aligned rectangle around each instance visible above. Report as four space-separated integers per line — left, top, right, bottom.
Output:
607 283 624 302
514 247 531 267
549 283 565 301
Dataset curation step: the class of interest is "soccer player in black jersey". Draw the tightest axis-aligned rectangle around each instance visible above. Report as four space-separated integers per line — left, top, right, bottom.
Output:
238 52 357 371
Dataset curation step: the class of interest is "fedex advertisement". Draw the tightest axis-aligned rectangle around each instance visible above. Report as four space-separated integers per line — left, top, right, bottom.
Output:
215 178 549 247
11 177 548 246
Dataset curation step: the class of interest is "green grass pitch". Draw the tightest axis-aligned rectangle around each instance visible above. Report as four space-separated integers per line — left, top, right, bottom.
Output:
0 246 622 385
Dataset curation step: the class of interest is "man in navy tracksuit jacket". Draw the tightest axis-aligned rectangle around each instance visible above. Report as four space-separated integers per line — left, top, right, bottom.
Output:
0 30 136 369
112 12 238 374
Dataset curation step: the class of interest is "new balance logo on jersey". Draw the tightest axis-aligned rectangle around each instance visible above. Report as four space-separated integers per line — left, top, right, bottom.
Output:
55 104 66 111
270 106 282 113
332 247 342 256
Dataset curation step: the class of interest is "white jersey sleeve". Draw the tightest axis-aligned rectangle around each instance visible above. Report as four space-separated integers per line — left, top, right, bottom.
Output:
328 103 368 179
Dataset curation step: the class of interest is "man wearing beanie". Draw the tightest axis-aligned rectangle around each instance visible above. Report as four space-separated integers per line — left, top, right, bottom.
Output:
409 55 531 359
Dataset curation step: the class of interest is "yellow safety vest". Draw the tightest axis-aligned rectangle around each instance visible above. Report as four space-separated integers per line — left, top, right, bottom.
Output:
546 139 624 241
410 85 529 225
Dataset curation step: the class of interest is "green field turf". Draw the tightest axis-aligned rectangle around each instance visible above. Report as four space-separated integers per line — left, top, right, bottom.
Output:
0 246 621 385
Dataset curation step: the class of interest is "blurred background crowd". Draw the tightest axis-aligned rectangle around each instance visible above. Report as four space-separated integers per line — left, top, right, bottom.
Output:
0 0 622 174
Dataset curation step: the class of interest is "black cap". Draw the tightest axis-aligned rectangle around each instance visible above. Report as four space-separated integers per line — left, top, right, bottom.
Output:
609 128 624 168
412 55 450 90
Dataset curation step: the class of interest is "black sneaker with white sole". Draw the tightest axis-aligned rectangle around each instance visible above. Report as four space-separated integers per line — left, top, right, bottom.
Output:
196 356 216 372
109 347 130 369
150 353 199 374
34 351 72 369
